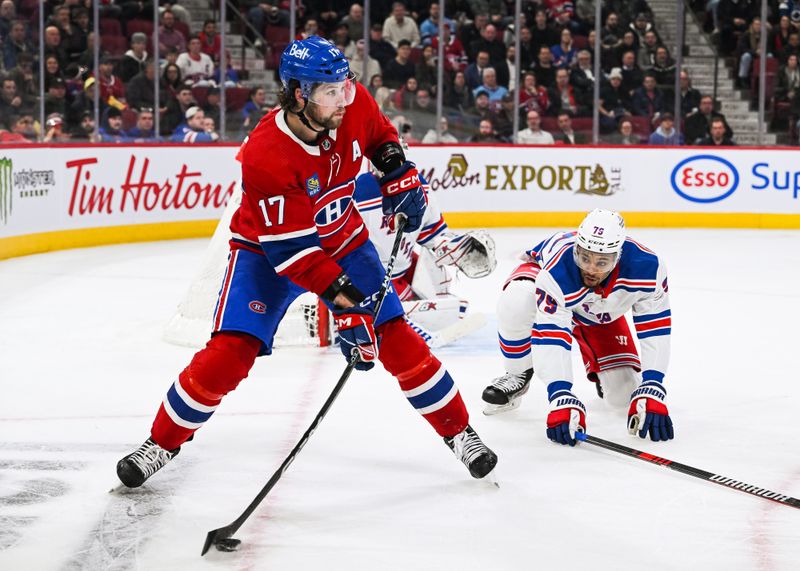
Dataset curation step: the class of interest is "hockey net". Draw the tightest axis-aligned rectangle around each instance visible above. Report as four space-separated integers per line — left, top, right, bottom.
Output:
162 184 333 349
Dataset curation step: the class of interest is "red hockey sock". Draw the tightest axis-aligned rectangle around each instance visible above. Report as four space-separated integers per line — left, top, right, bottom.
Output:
151 332 261 450
378 318 468 437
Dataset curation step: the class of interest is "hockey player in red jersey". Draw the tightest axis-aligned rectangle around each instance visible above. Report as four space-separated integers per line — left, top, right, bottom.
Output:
116 37 497 487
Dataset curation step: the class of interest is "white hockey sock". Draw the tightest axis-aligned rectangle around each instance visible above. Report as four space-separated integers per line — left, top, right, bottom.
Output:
597 367 640 409
497 279 537 375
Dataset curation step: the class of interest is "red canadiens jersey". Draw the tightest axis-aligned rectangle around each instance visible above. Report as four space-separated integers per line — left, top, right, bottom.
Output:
230 82 398 296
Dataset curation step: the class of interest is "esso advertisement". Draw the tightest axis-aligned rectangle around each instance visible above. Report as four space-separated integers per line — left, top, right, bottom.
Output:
670 155 739 203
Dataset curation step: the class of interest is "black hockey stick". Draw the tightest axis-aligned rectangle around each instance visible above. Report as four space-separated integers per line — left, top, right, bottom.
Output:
576 432 800 510
202 215 408 556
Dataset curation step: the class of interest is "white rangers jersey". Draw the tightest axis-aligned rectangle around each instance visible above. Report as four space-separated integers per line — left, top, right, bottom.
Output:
353 172 458 296
530 232 671 388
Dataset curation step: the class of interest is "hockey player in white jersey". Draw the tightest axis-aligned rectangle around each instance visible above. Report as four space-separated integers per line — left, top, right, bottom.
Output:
353 171 496 345
482 209 674 445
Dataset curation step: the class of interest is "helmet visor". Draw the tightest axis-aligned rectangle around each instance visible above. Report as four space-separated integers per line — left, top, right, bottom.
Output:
573 245 618 274
307 72 357 108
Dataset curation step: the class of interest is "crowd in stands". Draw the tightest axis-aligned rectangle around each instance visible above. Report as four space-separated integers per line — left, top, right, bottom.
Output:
331 0 746 145
0 1 255 143
701 0 800 140
0 0 795 144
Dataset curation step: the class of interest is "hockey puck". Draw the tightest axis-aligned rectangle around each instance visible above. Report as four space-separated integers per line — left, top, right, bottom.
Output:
215 538 241 552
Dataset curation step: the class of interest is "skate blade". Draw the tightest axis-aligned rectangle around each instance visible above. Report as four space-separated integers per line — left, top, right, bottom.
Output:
482 399 521 416
108 481 141 494
484 468 500 489
108 482 130 494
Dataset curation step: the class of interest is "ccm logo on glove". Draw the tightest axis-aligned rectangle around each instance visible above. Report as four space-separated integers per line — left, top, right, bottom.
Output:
334 316 354 328
383 170 420 195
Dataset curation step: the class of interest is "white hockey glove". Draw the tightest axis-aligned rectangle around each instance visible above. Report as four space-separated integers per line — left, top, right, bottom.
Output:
433 230 497 278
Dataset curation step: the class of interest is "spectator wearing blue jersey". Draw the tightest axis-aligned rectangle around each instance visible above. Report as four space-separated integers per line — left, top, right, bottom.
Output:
171 106 220 143
420 3 456 45
98 107 127 143
550 28 577 69
242 87 266 122
126 108 159 142
472 67 508 102
648 113 684 145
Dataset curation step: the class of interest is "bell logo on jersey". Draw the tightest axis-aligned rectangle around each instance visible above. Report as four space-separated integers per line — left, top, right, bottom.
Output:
249 300 267 314
288 44 310 60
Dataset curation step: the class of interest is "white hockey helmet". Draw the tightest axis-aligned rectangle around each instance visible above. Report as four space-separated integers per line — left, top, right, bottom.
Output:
574 209 625 269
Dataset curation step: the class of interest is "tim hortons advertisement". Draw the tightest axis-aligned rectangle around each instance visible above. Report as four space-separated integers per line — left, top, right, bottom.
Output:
0 146 240 239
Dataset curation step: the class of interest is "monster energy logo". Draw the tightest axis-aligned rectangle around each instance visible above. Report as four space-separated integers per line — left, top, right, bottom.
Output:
0 158 11 225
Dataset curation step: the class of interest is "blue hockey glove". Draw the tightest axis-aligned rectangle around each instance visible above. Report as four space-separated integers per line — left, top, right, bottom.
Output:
546 389 587 446
333 306 379 371
379 161 427 232
627 380 674 441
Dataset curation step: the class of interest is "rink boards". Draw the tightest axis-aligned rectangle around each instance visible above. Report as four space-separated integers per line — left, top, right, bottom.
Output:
1 143 799 259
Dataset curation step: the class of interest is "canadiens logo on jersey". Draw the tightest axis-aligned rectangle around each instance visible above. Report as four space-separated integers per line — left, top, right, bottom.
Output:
249 300 266 314
306 174 321 197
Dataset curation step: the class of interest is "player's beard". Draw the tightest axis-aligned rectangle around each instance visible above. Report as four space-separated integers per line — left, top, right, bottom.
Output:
580 270 609 288
306 102 345 130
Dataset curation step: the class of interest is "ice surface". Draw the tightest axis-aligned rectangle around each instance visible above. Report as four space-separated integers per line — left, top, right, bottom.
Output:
1 228 798 570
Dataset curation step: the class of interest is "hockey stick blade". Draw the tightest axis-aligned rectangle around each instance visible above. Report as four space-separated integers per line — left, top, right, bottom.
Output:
576 432 800 510
429 312 487 348
201 217 408 556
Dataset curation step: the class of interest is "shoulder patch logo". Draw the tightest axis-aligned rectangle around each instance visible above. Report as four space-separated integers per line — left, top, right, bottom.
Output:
306 173 321 197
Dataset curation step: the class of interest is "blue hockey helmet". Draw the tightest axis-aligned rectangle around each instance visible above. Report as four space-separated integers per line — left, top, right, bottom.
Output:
279 36 354 102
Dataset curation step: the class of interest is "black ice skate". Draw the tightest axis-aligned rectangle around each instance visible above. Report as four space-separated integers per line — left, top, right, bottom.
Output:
116 438 180 488
481 368 533 415
444 425 498 479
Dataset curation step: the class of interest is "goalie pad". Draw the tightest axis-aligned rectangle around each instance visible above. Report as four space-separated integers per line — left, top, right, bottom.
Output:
402 296 468 332
433 230 497 279
404 313 488 348
402 296 487 347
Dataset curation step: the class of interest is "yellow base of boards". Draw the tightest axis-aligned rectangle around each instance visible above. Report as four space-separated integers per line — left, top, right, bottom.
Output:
444 211 800 230
0 220 218 260
2 212 799 261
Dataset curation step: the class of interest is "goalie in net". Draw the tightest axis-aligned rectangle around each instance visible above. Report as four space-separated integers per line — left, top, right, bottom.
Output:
352 169 496 348
164 162 496 350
